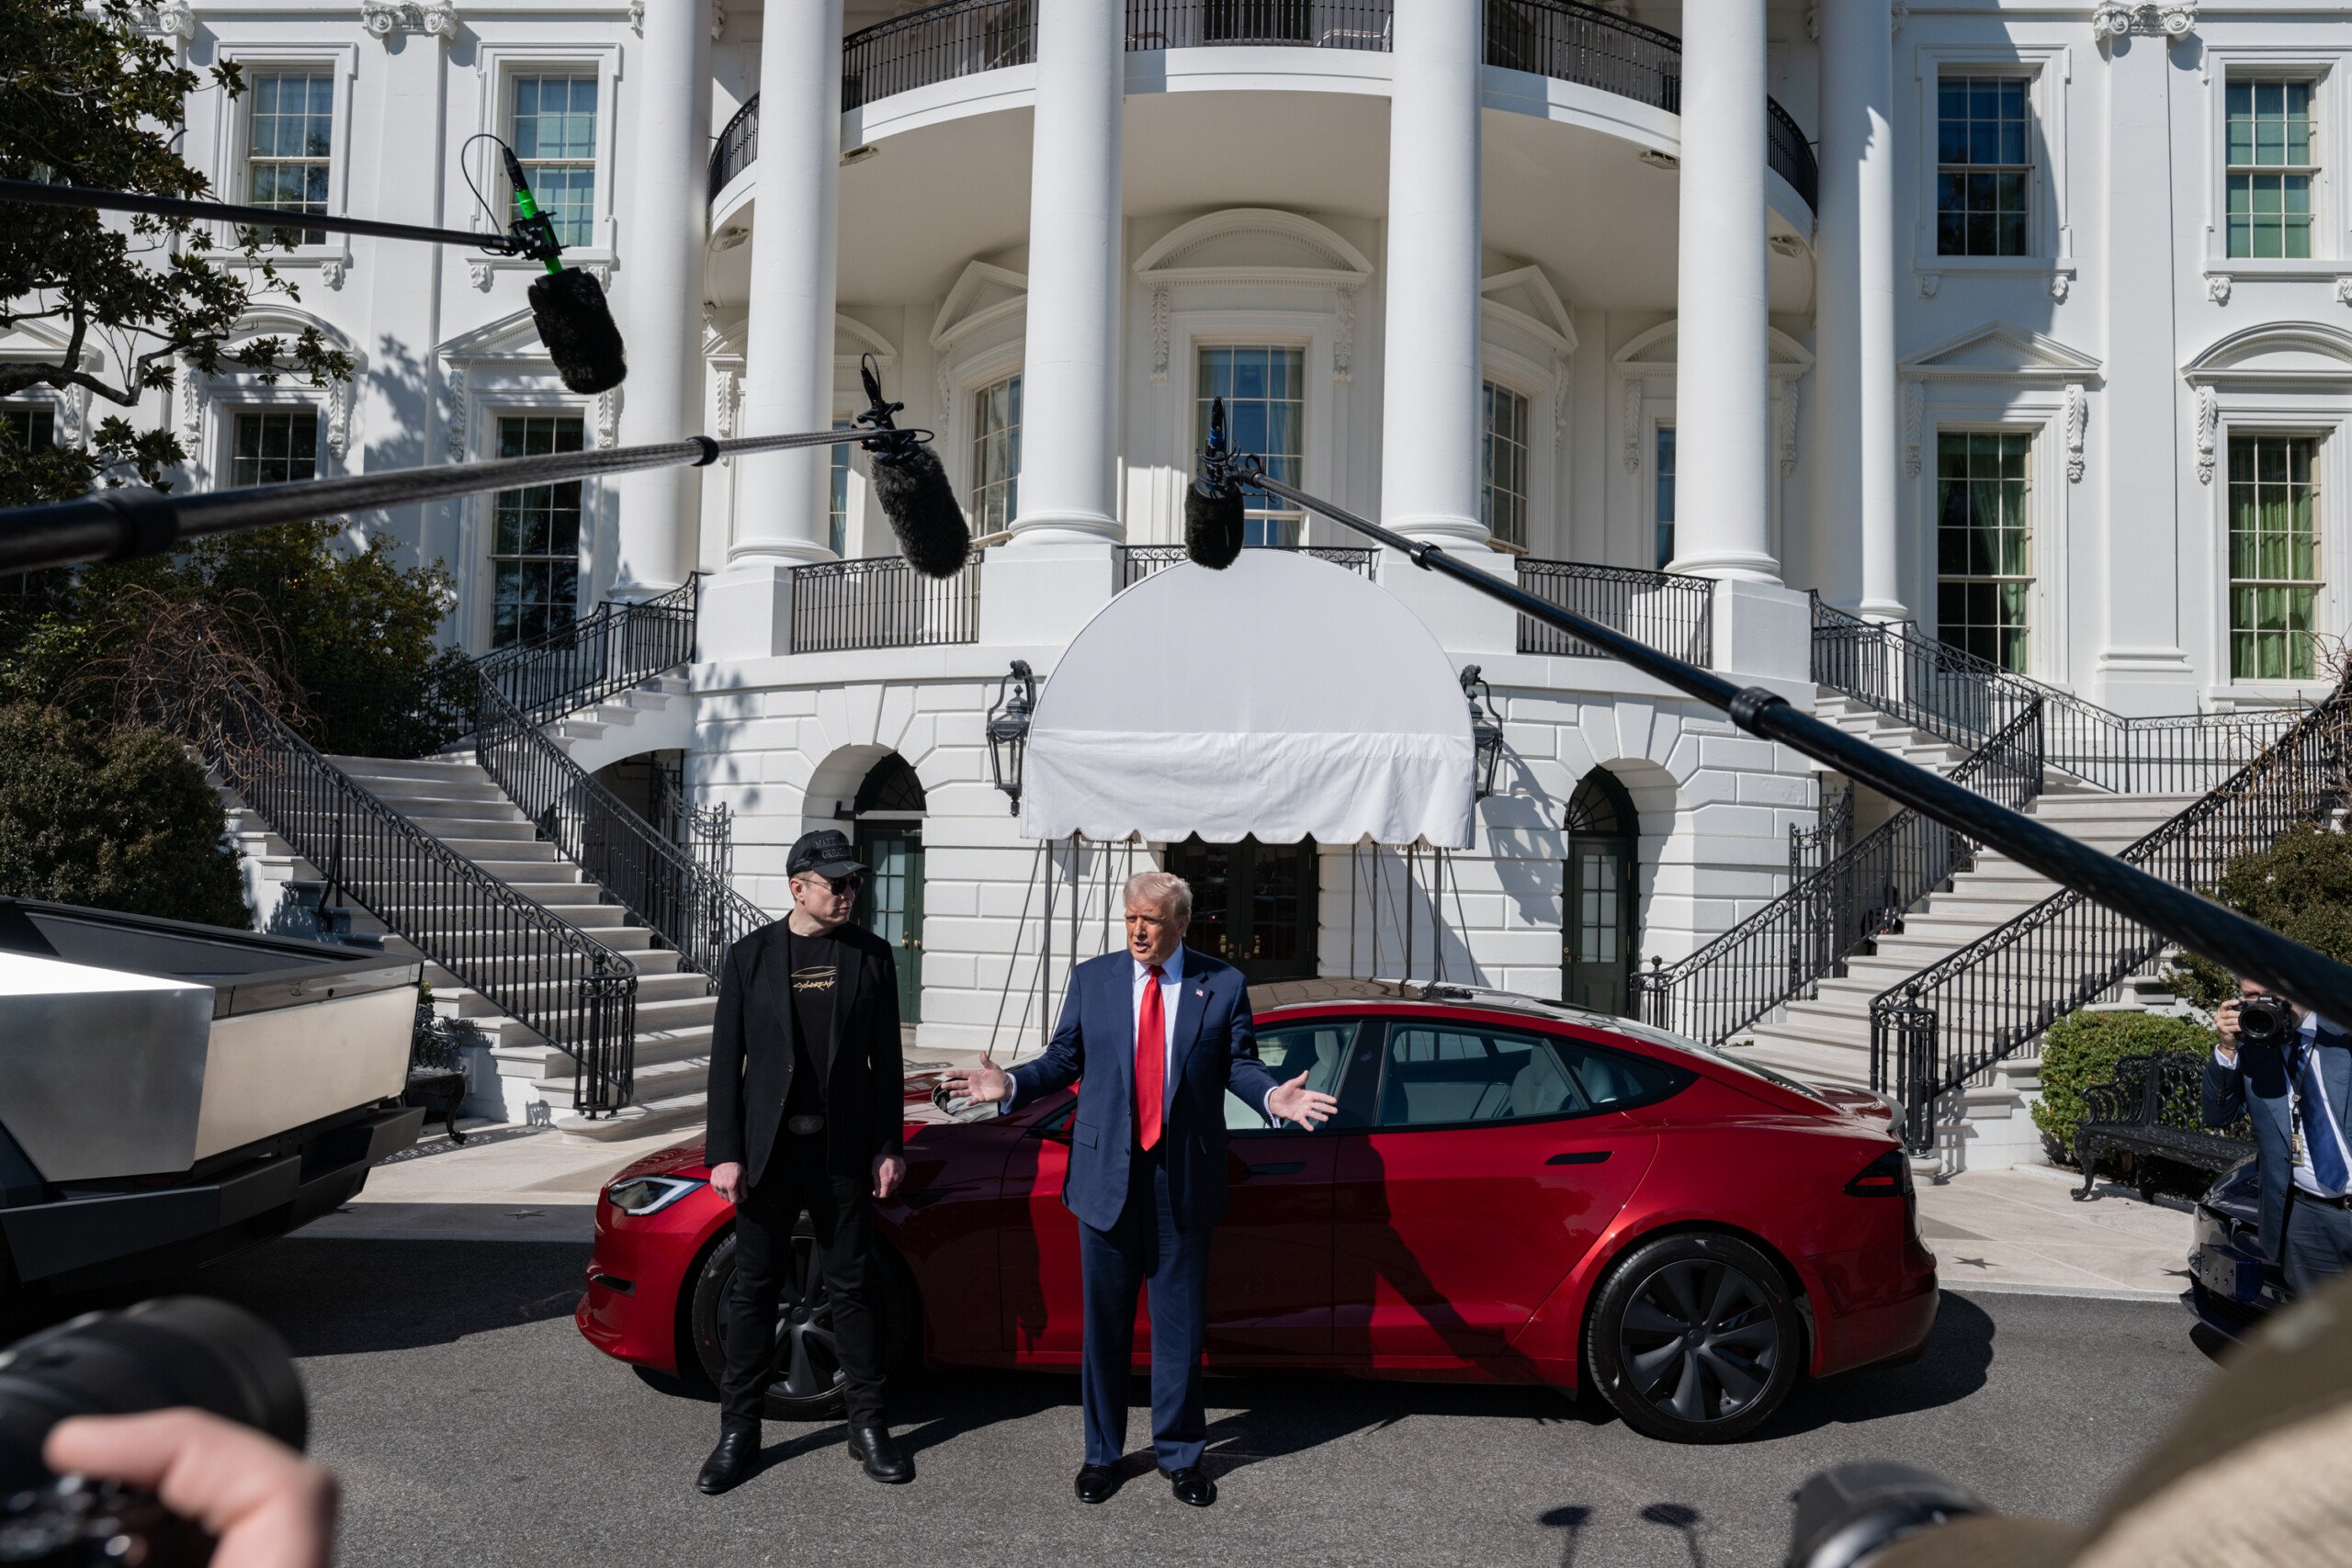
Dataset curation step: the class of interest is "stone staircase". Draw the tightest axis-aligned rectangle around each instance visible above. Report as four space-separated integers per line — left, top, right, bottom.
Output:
226 748 718 1142
441 672 695 778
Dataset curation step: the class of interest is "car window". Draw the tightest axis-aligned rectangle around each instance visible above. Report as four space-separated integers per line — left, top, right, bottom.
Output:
1376 1024 1593 1127
1227 1020 1357 1131
1556 1038 1688 1109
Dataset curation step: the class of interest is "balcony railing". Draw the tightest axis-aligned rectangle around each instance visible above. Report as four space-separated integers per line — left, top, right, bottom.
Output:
789 553 984 654
1514 558 1714 667
1116 542 1378 590
707 0 1820 214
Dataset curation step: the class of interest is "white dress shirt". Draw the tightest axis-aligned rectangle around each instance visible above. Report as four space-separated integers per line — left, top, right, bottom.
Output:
1004 947 1280 1126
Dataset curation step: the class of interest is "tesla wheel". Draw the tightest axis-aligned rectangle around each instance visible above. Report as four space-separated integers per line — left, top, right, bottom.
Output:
1585 1231 1802 1444
687 1223 920 1421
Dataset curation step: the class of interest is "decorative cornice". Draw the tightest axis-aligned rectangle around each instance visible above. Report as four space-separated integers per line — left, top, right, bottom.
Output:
2092 3 2195 43
361 1 457 42
151 2 196 39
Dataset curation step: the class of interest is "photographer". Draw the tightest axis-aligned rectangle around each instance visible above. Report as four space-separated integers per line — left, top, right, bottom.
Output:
2209 977 2352 1293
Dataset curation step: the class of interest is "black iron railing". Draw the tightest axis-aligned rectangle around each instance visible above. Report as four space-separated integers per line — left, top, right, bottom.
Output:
1791 781 1853 879
715 0 1818 211
474 578 700 730
710 94 760 201
1115 542 1377 589
1516 558 1713 666
1634 700 2045 1046
189 672 639 1116
1812 598 2294 795
1871 683 2352 1152
473 677 767 987
789 552 983 653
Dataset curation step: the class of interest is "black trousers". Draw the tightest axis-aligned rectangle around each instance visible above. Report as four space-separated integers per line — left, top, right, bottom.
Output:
2283 1190 2352 1295
718 1134 887 1429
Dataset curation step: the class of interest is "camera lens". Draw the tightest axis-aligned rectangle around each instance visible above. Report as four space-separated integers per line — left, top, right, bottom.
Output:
0 1299 306 1493
2239 996 2292 1048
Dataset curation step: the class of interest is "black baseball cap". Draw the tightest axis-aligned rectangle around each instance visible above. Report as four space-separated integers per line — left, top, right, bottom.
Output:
787 829 868 882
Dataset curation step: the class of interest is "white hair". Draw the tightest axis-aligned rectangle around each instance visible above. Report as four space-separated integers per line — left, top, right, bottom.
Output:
1124 869 1193 919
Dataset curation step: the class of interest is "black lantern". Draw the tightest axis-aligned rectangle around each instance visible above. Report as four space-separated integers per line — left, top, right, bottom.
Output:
986 659 1036 814
1461 664 1505 799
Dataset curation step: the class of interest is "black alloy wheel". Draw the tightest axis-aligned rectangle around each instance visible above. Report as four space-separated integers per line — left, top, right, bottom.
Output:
1584 1231 1802 1443
686 1224 919 1421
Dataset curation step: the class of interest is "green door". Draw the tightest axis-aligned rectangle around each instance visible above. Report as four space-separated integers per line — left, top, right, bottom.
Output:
854 823 923 1022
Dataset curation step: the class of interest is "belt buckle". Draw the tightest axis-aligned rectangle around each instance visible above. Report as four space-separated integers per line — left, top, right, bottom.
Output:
786 1113 827 1136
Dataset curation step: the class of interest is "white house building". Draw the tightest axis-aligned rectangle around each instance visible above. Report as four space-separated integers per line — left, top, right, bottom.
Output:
13 0 2350 1158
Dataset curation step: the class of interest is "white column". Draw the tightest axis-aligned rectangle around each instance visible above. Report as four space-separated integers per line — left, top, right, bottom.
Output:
1009 0 1123 544
1811 0 1901 618
1377 0 1486 548
1670 1 1778 584
703 0 841 661
609 0 713 599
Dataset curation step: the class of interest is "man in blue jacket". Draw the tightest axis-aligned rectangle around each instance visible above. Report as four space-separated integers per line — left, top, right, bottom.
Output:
945 870 1336 1508
2205 976 2352 1293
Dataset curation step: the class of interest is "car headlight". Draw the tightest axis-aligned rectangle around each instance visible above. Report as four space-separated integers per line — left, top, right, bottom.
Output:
605 1174 706 1215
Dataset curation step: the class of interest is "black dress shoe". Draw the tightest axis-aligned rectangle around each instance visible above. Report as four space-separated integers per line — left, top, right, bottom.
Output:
1074 1463 1119 1505
848 1425 913 1484
696 1426 760 1495
1164 1466 1216 1508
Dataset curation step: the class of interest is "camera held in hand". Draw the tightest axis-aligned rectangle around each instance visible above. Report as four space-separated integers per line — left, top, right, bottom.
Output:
2237 993 2298 1050
0 1299 306 1567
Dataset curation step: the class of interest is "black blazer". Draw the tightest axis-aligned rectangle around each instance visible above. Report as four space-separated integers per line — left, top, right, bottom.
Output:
705 918 905 1185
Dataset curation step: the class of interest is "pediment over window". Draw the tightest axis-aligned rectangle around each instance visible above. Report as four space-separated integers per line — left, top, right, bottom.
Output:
2184 321 2352 382
221 306 359 367
1612 320 1812 375
0 316 104 368
1482 265 1576 355
437 307 552 364
833 312 897 369
1133 208 1373 286
1898 320 2100 381
930 261 1027 353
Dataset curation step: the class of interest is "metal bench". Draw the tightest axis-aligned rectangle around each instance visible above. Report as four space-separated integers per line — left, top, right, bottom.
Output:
2073 1050 2253 1202
404 999 471 1145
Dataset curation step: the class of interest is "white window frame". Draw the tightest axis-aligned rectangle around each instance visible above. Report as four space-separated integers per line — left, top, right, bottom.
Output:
1480 378 1533 552
1910 43 2075 297
482 405 594 651
205 42 358 271
1929 425 2039 674
2199 48 2346 287
946 341 1023 541
2199 400 2346 700
1193 341 1309 548
1168 312 1338 547
220 399 328 489
447 375 601 652
469 44 621 277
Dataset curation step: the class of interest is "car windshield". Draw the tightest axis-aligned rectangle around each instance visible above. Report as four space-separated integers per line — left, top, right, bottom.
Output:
1589 1014 1834 1104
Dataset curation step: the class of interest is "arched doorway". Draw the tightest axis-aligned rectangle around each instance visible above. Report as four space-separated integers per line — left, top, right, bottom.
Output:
847 754 925 1023
1563 770 1639 1016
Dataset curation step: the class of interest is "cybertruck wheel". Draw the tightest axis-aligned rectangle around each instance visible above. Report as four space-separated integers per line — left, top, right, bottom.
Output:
687 1223 920 1421
1585 1231 1802 1444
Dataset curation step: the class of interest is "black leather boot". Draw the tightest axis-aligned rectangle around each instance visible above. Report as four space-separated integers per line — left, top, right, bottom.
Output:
696 1425 761 1495
848 1424 914 1484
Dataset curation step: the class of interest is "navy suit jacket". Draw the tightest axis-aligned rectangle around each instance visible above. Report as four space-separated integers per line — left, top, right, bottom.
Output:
2203 1018 2352 1261
1006 947 1280 1234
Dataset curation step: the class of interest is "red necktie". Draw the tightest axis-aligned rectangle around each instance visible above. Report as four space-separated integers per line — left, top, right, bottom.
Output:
1136 964 1166 1151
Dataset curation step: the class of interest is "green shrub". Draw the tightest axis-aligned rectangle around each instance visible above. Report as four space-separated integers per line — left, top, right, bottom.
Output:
0 703 248 928
2167 824 2352 1009
2033 1009 2219 1172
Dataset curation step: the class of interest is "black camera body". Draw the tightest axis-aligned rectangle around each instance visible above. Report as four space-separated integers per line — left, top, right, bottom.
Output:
2237 993 2299 1050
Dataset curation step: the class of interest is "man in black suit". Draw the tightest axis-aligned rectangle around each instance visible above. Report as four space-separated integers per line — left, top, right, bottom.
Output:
696 829 910 1495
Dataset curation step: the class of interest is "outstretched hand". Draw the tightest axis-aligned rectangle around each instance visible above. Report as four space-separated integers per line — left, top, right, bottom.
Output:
1267 1070 1339 1131
944 1056 1012 1106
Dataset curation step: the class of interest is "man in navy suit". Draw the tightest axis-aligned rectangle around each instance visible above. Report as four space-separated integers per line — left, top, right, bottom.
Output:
945 870 1336 1508
2205 976 2352 1293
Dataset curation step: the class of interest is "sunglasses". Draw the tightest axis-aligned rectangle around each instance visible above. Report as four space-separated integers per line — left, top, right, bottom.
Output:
800 872 864 896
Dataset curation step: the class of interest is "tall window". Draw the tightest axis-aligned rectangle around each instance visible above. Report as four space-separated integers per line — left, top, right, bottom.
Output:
1198 345 1305 547
969 375 1021 534
230 410 319 487
2227 80 2316 261
1936 431 2033 671
511 75 598 248
1481 381 1529 549
2229 435 2322 680
830 422 853 558
245 72 334 245
1937 75 2031 257
490 413 584 648
1 406 54 455
1653 425 1676 570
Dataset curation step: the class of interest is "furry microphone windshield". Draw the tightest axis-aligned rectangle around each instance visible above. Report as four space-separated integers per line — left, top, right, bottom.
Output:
856 355 969 578
1184 394 1246 569
529 266 628 395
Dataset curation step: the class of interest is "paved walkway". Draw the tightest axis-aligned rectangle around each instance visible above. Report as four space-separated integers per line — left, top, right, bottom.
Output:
312 1112 2199 1299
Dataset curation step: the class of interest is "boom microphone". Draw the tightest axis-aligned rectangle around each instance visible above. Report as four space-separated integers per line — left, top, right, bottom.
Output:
855 355 969 579
1184 396 1246 570
504 151 627 396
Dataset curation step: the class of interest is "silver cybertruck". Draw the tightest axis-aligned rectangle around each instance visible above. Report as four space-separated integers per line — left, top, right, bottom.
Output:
0 897 425 1302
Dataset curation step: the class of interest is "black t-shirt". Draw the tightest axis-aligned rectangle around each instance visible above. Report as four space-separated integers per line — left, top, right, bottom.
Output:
783 922 851 1116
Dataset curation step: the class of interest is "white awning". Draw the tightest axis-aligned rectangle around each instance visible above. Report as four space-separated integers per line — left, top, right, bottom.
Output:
1019 549 1476 848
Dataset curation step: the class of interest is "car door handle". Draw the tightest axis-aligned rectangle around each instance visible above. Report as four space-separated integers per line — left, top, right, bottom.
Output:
1245 1161 1306 1176
1545 1150 1611 1166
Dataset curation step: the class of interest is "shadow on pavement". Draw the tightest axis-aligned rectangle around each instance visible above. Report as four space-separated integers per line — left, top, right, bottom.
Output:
1745 1291 1997 1438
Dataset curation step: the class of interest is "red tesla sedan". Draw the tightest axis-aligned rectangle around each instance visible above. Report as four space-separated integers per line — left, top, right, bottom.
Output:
577 982 1938 1443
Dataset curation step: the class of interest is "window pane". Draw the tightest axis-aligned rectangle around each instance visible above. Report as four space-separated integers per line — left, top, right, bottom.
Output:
1227 1021 1356 1131
1481 380 1530 548
489 413 586 648
1936 73 2033 256
512 74 599 247
1379 1026 1589 1126
968 374 1023 533
1653 425 1675 569
2227 434 2323 680
1198 345 1305 547
245 71 334 244
1936 430 2033 672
